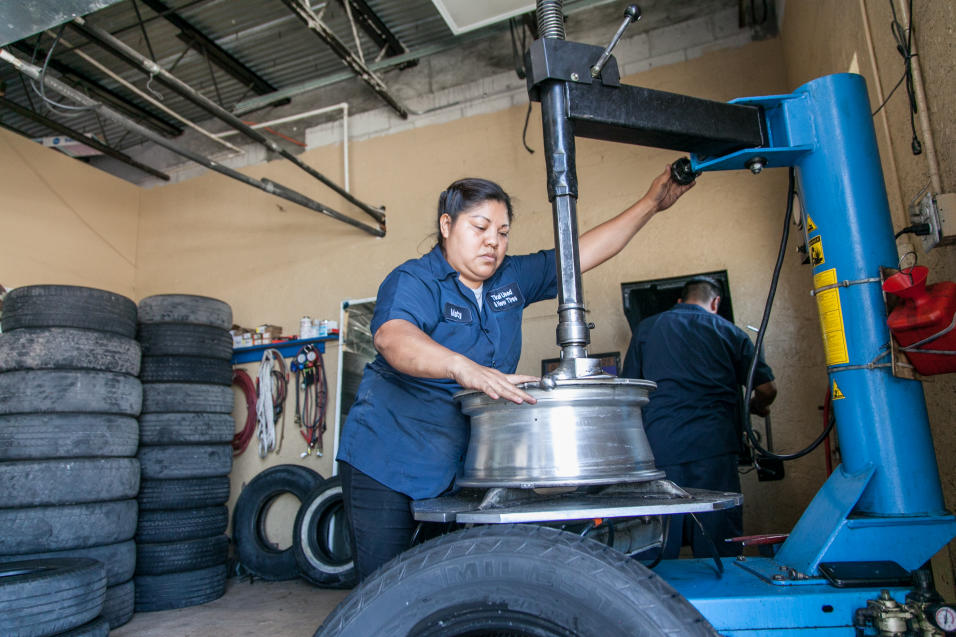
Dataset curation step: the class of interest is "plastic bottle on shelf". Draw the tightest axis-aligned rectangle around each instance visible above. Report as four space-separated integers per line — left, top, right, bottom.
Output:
300 316 316 339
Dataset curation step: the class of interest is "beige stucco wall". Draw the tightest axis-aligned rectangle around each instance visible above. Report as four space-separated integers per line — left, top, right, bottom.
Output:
133 38 837 549
782 0 956 595
0 127 140 296
0 2 950 587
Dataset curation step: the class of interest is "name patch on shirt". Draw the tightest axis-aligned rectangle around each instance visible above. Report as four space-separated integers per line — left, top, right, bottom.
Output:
487 282 524 312
443 302 472 323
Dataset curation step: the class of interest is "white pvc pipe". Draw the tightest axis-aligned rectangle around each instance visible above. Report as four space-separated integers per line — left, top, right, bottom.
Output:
342 102 349 193
217 102 350 192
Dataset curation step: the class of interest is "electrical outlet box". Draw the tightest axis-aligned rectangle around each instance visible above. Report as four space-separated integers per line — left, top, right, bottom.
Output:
910 191 956 251
935 192 956 246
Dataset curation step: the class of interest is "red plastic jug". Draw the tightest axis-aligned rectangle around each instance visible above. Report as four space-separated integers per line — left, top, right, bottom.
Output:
883 266 956 375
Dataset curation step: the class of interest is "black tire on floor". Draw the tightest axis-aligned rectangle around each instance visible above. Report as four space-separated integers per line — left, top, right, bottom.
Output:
0 458 140 507
137 294 232 329
293 476 356 589
234 465 324 581
138 476 231 511
0 414 138 460
0 370 142 416
134 564 227 612
0 540 135 587
138 412 234 446
141 382 233 414
102 579 134 629
136 506 228 543
315 525 718 637
1 285 137 337
140 356 233 385
0 328 141 375
137 323 233 360
0 557 107 637
0 500 138 555
136 534 229 575
137 444 232 480
54 615 110 637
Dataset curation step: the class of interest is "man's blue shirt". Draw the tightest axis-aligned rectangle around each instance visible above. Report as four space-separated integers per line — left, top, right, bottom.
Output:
337 245 557 499
622 304 774 466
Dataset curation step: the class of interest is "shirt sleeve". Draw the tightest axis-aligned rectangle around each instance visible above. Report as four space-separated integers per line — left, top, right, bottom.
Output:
508 249 558 306
621 331 642 378
733 329 774 386
371 268 441 336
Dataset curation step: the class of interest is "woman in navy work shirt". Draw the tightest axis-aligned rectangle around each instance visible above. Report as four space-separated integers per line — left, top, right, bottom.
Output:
337 165 694 580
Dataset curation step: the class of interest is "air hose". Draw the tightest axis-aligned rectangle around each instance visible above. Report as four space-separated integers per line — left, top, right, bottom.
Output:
743 167 836 461
293 345 328 456
232 368 257 456
256 349 288 457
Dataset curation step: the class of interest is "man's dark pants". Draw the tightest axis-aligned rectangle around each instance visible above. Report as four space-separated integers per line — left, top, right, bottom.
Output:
658 453 743 559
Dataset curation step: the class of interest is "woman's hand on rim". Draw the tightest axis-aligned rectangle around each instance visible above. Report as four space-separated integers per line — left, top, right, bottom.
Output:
449 357 538 404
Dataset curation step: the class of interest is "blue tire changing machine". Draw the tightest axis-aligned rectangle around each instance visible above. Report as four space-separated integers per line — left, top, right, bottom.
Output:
522 6 956 635
654 74 956 636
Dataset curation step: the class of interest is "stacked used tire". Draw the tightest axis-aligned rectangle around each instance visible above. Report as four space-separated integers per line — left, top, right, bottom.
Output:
1 558 110 637
0 285 142 630
134 294 235 612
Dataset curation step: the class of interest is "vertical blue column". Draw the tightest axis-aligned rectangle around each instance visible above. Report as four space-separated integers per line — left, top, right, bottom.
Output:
794 74 944 516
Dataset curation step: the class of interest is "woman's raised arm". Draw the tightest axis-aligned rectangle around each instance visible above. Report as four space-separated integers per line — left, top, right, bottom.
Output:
578 164 694 273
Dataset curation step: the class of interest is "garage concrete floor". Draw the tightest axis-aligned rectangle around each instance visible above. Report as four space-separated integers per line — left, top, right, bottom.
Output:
112 578 350 637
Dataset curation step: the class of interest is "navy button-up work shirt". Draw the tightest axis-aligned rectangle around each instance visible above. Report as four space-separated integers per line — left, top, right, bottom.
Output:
337 246 557 499
622 304 774 467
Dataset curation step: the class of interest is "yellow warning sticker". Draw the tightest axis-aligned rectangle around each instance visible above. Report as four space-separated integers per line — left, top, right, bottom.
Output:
809 235 825 266
832 380 846 400
806 216 817 232
814 268 850 366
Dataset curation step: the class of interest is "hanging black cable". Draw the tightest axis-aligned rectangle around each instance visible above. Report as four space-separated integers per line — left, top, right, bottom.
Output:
510 17 535 155
888 0 922 155
743 167 836 461
521 102 535 154
31 26 92 116
509 18 527 80
871 72 905 117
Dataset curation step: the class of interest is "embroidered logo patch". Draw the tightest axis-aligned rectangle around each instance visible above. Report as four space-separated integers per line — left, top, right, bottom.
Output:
443 302 472 323
487 282 524 312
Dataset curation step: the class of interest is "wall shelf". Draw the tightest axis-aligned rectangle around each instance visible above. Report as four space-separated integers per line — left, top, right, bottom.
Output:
231 334 339 365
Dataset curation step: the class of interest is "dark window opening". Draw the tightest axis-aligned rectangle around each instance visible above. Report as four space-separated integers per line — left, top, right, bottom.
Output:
620 270 734 332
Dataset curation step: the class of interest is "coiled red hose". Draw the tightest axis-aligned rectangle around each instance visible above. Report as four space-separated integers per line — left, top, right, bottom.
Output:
232 368 257 456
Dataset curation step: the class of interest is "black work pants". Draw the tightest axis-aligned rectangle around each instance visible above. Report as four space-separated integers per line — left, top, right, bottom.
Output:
340 462 416 581
659 453 743 558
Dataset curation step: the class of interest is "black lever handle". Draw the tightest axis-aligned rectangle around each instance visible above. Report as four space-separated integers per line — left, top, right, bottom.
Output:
670 157 700 186
590 5 641 78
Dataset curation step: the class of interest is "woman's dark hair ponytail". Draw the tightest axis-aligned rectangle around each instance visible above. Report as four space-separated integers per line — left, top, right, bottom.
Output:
436 178 513 248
